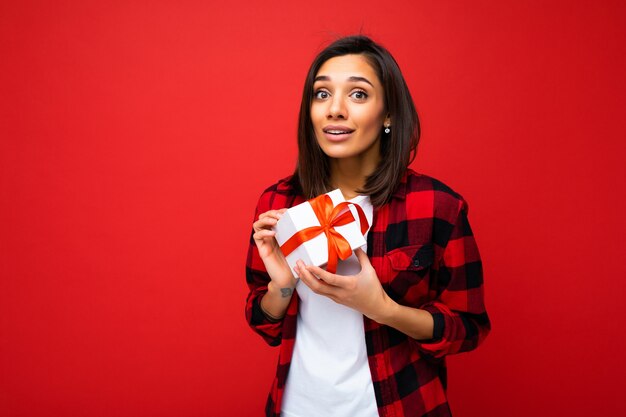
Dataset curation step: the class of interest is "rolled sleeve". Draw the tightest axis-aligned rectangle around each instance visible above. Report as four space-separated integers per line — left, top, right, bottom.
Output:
415 199 491 358
244 192 285 346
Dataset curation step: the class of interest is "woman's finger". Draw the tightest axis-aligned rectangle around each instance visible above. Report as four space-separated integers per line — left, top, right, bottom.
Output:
354 247 372 269
258 209 285 221
253 216 279 231
297 261 332 295
253 229 276 241
305 265 348 287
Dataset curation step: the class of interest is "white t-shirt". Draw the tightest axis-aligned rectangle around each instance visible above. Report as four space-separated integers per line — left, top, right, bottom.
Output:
281 195 378 417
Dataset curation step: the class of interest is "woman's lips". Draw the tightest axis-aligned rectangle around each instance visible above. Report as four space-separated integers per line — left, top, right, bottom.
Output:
323 131 353 142
322 126 354 142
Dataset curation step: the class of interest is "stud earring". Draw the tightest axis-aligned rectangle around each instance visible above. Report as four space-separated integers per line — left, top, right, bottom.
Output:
384 125 391 134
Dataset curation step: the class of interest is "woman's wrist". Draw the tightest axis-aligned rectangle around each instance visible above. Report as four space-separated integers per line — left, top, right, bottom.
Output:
366 294 435 340
259 281 295 322
367 293 399 324
259 293 284 322
267 280 295 298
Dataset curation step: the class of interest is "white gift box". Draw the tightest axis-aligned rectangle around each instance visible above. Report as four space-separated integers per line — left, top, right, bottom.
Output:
273 189 367 278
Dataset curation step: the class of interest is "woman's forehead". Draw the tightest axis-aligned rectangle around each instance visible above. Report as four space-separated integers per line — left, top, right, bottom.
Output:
315 54 380 85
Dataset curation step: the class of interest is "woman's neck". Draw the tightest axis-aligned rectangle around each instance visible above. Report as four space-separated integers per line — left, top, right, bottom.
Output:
329 150 380 200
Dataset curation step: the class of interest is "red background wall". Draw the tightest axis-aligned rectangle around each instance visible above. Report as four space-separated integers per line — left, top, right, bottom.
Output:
2 1 625 416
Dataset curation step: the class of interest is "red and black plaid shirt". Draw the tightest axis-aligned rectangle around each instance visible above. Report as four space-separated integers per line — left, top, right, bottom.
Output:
245 169 490 417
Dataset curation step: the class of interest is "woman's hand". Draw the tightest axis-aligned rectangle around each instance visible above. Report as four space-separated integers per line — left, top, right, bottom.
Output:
296 248 394 321
253 208 296 289
297 248 435 339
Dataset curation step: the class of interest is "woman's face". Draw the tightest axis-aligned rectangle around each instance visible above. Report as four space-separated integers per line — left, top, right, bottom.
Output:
311 54 389 161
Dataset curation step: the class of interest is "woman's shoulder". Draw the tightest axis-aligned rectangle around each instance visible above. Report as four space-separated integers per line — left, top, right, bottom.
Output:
403 169 469 214
254 174 302 212
261 174 301 198
404 169 462 197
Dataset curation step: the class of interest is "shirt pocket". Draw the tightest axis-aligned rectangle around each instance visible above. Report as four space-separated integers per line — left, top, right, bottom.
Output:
384 243 434 304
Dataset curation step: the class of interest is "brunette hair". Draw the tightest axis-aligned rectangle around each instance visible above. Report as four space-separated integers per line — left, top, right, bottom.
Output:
290 35 420 207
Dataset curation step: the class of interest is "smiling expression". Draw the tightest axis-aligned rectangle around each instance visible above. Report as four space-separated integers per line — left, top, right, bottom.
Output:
311 54 390 162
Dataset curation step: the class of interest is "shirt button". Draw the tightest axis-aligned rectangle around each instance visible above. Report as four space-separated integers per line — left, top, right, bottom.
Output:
412 259 420 267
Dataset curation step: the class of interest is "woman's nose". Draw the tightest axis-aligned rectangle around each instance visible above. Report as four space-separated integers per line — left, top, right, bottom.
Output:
327 96 347 119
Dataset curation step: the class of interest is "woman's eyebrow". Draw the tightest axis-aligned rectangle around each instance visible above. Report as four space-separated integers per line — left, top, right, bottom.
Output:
314 75 374 87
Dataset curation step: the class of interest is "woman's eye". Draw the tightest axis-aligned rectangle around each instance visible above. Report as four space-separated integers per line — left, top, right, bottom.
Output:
350 90 368 100
314 90 329 99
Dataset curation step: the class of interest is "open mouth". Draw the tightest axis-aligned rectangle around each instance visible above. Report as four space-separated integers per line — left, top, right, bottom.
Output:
323 128 355 135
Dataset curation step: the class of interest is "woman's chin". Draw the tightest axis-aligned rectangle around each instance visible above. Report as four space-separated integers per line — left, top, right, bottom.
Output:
318 139 381 162
320 148 356 160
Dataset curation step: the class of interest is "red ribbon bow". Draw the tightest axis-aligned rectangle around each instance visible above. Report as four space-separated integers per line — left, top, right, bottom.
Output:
279 194 369 273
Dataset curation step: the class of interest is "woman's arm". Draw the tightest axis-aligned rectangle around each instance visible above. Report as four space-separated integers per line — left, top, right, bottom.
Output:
412 199 490 358
259 281 295 321
297 199 490 357
296 250 435 340
245 191 296 346
245 236 285 346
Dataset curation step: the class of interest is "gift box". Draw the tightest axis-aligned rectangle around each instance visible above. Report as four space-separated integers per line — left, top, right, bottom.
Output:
273 189 369 278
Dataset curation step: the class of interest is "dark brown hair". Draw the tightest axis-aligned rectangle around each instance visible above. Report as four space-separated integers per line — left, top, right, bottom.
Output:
289 35 420 207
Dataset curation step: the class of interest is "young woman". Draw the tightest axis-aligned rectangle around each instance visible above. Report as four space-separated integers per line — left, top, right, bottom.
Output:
245 35 490 417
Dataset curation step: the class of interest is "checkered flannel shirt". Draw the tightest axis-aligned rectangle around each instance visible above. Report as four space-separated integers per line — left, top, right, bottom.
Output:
245 169 490 417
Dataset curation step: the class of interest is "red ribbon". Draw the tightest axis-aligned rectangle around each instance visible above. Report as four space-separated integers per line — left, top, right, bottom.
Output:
279 194 369 273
